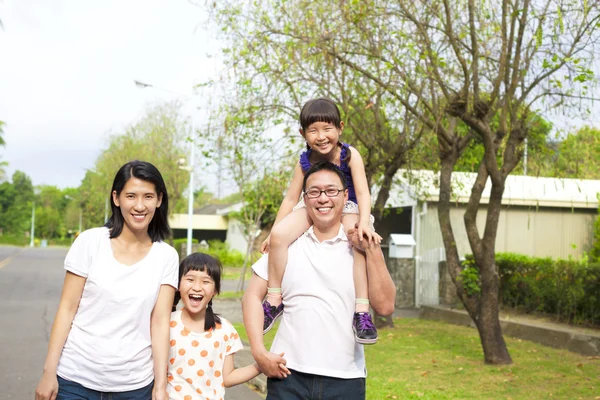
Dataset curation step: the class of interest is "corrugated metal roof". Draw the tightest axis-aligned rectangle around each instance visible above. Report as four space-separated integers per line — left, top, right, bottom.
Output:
386 170 600 209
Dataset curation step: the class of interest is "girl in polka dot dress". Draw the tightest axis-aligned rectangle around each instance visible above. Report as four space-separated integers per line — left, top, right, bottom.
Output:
167 253 262 400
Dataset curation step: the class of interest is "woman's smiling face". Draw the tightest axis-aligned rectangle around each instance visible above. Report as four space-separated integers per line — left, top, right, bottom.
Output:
112 177 162 235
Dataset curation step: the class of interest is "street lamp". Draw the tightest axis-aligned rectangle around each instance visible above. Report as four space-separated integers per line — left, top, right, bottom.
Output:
135 79 196 255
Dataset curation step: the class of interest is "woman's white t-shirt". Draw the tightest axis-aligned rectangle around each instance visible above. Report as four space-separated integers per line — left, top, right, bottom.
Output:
56 227 179 392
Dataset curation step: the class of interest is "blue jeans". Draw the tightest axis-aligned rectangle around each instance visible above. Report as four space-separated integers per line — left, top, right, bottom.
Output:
267 369 366 400
56 376 153 400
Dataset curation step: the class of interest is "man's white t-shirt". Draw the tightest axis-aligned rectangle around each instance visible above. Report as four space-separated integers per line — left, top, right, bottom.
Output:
56 227 179 392
252 225 366 379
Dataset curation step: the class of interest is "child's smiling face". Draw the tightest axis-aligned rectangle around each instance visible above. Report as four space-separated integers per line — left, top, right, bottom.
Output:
179 269 216 314
301 121 344 157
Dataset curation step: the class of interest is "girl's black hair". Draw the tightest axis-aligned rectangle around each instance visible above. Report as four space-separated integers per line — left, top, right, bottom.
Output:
173 252 222 331
300 98 351 163
300 97 342 132
105 160 171 242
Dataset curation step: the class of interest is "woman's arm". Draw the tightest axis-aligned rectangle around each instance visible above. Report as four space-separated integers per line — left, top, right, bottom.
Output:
150 284 176 400
222 354 261 387
35 272 86 400
347 147 373 235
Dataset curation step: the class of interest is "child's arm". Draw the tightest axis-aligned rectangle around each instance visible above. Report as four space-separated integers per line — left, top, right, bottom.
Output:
347 146 379 242
260 162 305 252
222 354 261 387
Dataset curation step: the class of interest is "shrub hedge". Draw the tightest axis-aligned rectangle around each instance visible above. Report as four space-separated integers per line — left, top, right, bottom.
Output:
494 252 600 326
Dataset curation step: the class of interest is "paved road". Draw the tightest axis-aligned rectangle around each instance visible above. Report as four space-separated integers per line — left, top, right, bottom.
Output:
0 246 262 400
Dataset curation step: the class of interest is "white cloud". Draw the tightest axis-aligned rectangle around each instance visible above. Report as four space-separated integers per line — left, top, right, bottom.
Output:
0 0 221 188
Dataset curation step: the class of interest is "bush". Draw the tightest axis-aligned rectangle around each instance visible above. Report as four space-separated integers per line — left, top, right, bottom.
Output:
0 234 29 246
205 240 245 268
495 252 600 326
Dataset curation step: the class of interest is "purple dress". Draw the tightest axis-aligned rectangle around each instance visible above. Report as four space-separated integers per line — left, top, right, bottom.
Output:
299 143 357 204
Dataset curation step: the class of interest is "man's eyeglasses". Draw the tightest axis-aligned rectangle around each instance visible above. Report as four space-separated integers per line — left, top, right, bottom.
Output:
304 188 344 199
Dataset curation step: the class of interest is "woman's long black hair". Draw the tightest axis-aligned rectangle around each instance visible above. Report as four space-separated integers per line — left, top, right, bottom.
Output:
173 253 222 331
105 160 171 241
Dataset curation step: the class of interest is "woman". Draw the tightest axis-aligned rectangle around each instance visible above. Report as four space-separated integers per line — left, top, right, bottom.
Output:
35 160 179 400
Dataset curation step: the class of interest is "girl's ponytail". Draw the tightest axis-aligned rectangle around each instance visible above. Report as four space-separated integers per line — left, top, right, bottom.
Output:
172 291 181 312
204 299 222 331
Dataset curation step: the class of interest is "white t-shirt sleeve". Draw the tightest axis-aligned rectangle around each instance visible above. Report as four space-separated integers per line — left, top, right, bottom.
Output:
161 245 179 289
64 228 103 278
251 254 268 281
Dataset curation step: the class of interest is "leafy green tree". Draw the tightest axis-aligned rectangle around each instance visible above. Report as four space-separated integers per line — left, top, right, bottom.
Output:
0 171 34 235
552 126 600 179
206 0 425 224
81 102 192 231
232 169 288 291
310 0 600 365
212 0 600 364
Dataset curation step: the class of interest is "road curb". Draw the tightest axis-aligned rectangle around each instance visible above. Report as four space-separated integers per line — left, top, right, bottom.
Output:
420 305 600 356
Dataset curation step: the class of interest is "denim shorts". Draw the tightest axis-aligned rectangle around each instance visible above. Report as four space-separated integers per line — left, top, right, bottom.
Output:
56 376 153 400
266 369 366 400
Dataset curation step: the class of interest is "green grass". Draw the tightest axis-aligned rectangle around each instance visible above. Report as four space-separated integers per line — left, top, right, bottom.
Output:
217 291 245 300
222 267 254 281
233 319 600 399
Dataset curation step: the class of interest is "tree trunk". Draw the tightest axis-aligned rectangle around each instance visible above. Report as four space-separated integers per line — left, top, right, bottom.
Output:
473 257 512 364
237 236 255 292
437 149 512 365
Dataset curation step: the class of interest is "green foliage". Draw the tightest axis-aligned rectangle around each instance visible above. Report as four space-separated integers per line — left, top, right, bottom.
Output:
80 101 191 230
172 238 199 258
551 126 600 179
495 253 600 326
0 171 34 235
204 240 245 268
591 197 600 262
457 258 481 297
0 233 29 246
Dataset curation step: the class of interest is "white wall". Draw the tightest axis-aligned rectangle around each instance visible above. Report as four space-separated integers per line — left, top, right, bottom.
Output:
224 218 249 254
417 202 596 260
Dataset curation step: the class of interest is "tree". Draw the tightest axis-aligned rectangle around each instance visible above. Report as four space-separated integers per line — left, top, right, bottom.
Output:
213 0 600 364
0 171 34 235
232 170 288 291
552 126 600 179
81 102 192 230
319 0 599 364
198 103 294 290
207 0 425 224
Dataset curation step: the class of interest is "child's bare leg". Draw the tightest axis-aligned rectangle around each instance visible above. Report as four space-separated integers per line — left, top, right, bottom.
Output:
267 207 312 307
342 214 369 311
343 213 378 344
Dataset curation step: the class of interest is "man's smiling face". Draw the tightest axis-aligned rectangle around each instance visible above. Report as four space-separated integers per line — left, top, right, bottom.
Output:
303 169 348 229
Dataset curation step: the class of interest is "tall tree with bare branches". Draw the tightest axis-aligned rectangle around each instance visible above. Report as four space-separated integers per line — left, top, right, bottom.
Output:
205 0 600 364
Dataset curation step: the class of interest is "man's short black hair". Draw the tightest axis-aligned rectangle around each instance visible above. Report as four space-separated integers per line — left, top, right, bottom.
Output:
302 161 348 192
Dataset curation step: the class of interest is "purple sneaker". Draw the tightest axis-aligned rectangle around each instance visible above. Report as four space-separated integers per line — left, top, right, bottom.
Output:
263 300 284 334
353 312 378 344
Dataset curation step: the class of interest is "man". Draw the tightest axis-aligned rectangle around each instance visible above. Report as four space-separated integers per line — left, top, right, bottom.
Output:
242 161 396 399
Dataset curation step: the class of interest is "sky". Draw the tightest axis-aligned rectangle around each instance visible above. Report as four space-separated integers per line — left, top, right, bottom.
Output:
0 0 222 190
